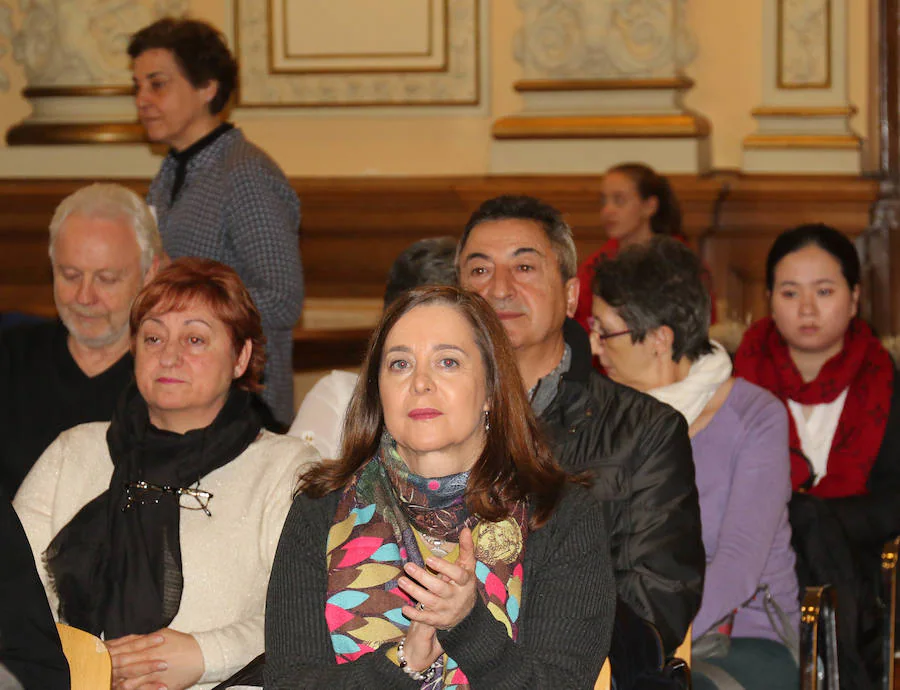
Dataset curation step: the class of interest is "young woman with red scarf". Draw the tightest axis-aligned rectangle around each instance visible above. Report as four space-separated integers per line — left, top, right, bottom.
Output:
573 163 716 335
734 224 900 689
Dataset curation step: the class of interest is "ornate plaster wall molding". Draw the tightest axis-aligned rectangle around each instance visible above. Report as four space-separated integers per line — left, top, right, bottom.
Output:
778 0 830 88
513 0 697 80
0 0 185 90
0 0 186 145
743 0 858 173
235 0 481 107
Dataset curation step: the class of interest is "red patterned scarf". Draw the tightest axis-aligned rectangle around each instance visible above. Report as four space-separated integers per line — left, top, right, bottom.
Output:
734 317 893 497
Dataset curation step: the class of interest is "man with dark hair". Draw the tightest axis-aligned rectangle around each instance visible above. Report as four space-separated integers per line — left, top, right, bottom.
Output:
383 237 457 307
457 194 704 656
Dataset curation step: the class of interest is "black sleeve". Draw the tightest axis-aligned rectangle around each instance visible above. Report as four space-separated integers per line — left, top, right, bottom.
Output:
827 371 900 548
0 489 69 689
264 493 418 690
437 487 615 689
616 406 705 655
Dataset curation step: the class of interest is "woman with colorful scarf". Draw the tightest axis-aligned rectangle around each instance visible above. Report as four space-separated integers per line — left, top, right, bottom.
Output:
265 286 614 689
591 238 800 690
734 224 900 688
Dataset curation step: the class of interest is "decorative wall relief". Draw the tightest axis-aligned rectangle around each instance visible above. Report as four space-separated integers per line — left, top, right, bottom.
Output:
235 0 481 107
0 0 186 144
514 0 697 80
777 0 830 88
0 0 186 91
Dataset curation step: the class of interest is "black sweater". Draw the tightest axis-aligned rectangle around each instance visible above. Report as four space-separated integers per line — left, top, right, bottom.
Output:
264 484 615 689
0 488 69 689
0 320 133 496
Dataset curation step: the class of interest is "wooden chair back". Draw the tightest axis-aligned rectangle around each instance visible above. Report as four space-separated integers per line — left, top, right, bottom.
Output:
881 536 900 690
56 623 111 690
799 585 840 690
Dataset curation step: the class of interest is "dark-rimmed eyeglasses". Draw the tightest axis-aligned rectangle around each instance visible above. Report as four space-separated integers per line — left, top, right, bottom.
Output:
122 480 214 517
587 317 632 341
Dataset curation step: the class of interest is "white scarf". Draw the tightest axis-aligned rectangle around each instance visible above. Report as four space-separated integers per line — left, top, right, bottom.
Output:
647 341 733 426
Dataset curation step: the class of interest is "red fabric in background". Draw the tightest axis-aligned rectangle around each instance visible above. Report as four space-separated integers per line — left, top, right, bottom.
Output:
734 317 893 498
574 237 718 333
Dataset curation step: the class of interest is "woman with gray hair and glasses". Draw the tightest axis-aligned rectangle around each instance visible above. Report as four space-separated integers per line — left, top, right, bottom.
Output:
590 237 800 690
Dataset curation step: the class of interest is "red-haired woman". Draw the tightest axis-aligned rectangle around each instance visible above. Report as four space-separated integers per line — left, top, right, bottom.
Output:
265 286 614 688
573 163 716 333
14 258 318 690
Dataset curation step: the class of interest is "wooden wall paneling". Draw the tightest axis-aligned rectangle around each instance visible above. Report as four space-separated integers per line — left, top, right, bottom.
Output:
0 174 881 370
705 174 878 323
295 177 473 298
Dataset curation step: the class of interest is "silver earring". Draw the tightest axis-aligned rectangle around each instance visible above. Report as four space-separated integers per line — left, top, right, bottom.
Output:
484 410 490 431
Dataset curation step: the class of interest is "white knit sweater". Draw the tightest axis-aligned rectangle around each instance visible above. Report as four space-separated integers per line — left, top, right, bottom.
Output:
13 423 319 689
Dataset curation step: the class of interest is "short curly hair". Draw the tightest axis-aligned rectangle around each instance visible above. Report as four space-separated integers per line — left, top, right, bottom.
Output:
128 17 237 115
591 237 713 362
129 257 266 392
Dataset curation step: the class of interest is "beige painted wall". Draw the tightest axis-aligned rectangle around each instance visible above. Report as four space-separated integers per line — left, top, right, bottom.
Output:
0 0 874 176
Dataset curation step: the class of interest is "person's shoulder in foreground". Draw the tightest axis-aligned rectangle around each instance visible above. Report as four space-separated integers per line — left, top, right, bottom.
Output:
0 486 69 690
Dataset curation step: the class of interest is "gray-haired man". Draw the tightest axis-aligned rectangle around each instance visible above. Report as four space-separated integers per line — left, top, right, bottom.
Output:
0 184 162 496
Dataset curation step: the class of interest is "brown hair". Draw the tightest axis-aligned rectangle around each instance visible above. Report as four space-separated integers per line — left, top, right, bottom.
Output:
297 286 569 528
129 257 266 392
608 163 683 238
128 17 237 115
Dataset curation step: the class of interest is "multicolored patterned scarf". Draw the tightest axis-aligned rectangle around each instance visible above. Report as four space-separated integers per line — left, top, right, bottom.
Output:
325 439 527 688
735 316 894 497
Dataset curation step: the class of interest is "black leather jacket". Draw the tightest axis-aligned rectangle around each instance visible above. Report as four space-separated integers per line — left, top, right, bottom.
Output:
538 322 705 654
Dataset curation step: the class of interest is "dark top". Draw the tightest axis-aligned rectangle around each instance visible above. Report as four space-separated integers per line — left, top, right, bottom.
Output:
264 485 615 689
0 320 132 496
550 321 705 654
826 370 900 547
0 487 69 689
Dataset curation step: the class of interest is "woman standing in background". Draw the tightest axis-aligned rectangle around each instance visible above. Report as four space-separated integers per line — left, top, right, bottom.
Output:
574 163 716 334
129 17 303 426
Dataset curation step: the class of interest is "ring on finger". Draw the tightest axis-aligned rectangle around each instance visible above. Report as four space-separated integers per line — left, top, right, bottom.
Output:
416 602 425 611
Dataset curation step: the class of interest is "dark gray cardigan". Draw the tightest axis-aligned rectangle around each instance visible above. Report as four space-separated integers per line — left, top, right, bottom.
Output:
264 484 615 689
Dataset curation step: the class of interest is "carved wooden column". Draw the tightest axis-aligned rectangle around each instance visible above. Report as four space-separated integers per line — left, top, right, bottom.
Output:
859 0 900 335
0 0 185 145
491 0 709 174
743 0 862 173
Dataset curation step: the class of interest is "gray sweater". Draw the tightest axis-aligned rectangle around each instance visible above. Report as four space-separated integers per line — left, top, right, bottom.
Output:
148 127 303 425
264 485 615 689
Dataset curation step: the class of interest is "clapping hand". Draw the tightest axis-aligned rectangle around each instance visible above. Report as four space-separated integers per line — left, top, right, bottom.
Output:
399 526 478 630
396 527 478 671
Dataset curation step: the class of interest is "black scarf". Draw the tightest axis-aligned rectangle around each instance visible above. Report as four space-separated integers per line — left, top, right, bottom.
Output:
45 383 261 638
169 122 233 203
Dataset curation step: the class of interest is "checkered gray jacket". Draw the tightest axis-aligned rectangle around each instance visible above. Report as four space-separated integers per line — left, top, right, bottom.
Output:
148 128 303 426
